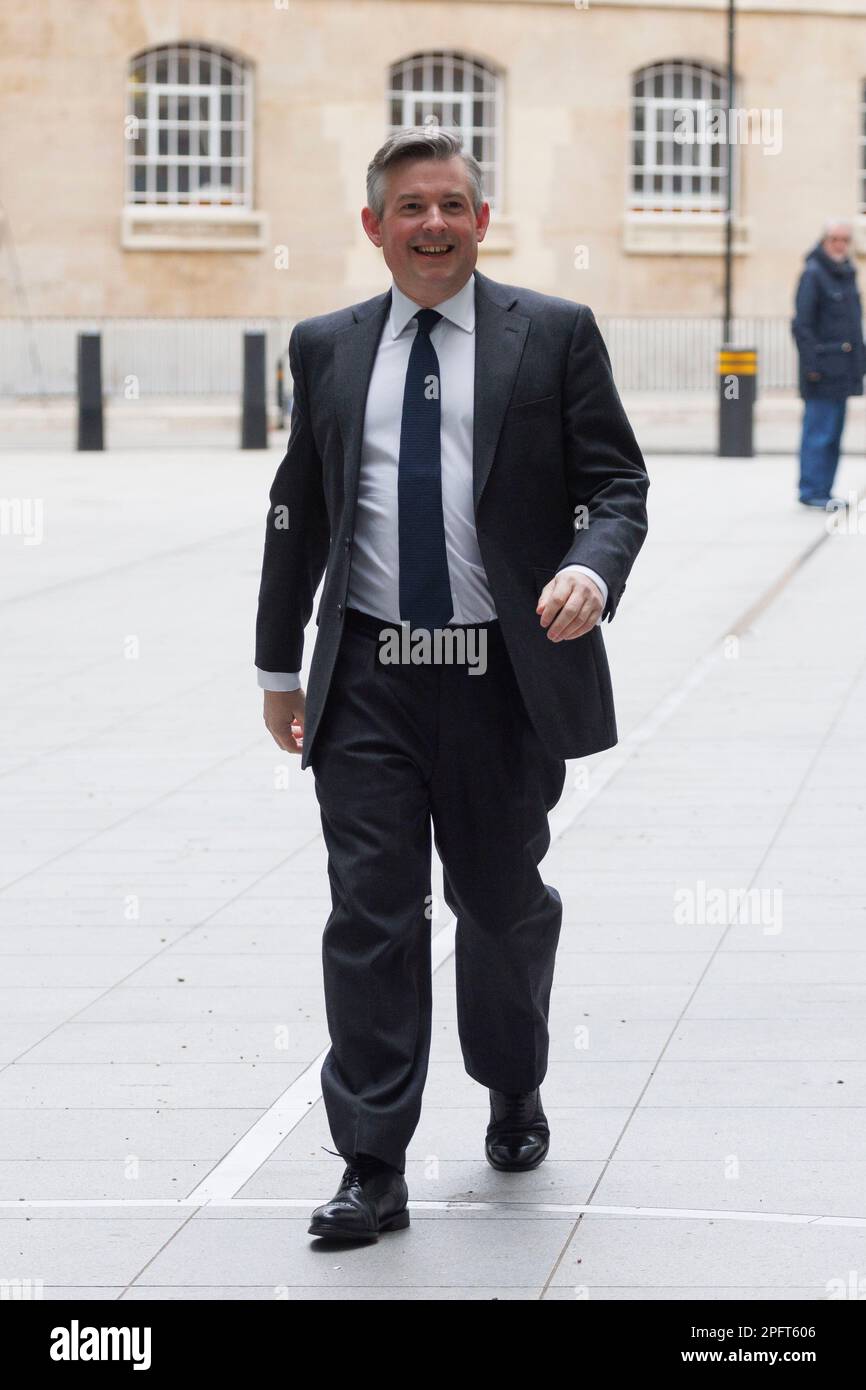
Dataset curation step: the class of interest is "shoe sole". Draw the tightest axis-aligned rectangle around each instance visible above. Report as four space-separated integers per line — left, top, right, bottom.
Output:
307 1207 411 1240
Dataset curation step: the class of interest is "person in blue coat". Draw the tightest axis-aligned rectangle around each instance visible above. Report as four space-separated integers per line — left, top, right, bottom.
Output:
792 220 866 506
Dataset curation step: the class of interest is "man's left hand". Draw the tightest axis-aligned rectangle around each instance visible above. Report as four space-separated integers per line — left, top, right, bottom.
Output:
536 571 604 641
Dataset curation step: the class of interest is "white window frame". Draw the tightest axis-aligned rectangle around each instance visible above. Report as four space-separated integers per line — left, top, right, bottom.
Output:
386 51 503 213
629 60 734 216
126 43 253 209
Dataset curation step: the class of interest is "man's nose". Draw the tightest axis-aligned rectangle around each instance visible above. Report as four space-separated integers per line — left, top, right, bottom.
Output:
421 208 448 231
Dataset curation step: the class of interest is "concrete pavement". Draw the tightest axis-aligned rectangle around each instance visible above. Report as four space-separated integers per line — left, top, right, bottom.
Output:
0 445 865 1299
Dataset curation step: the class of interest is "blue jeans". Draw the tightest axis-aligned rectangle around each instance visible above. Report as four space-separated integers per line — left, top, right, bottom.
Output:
798 397 847 501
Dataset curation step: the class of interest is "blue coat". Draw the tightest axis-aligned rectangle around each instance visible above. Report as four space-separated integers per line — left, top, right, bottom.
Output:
792 241 866 400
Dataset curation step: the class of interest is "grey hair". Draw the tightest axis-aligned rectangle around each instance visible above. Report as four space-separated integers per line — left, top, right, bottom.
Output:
822 218 853 237
366 125 484 219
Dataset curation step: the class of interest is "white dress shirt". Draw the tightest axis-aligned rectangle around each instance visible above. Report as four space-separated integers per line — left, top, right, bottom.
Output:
257 272 607 691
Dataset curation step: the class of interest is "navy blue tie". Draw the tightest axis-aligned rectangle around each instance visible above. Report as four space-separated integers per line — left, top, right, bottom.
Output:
397 308 453 629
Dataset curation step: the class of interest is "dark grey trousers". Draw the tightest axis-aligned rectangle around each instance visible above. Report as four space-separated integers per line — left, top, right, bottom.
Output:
309 606 567 1174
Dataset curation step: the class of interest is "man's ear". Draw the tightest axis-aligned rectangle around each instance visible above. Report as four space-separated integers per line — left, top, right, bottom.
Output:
361 206 384 248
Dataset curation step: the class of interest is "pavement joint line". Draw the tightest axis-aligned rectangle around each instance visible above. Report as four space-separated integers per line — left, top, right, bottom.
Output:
170 497 861 1206
0 656 248 782
116 490 866 1212
540 500 866 1292
0 1197 865 1228
8 482 865 1232
0 521 261 611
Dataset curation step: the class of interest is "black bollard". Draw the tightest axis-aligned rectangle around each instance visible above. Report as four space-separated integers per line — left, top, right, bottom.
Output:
241 331 268 449
718 345 757 457
77 333 104 451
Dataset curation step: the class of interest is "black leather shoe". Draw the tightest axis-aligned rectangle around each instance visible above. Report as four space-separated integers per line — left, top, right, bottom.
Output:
308 1154 410 1240
485 1087 550 1171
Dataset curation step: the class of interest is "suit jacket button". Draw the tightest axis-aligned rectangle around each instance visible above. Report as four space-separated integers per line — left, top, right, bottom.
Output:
344 537 351 550
337 603 343 615
842 342 852 351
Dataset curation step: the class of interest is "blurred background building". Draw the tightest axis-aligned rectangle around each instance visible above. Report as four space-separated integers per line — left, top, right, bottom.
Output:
1 0 864 440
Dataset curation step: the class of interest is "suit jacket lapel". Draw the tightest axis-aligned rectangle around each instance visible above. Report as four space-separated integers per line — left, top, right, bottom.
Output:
472 270 530 508
334 289 392 525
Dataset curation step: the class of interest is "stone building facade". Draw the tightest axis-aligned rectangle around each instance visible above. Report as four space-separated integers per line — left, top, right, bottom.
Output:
1 0 864 321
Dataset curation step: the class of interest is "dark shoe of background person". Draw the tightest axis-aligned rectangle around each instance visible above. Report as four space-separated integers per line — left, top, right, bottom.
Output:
308 1154 409 1240
485 1087 550 1171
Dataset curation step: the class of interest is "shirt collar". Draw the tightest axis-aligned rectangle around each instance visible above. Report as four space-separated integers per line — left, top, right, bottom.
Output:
389 271 476 338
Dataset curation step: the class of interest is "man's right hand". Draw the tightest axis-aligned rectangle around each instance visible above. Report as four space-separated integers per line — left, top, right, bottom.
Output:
264 688 306 755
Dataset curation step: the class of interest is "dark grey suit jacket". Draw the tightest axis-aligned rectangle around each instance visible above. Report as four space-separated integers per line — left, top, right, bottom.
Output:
255 268 649 770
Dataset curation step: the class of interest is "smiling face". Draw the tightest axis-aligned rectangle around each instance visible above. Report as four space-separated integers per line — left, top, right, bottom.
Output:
361 154 490 306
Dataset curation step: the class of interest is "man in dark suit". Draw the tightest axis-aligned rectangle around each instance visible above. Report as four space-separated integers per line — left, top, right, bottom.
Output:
255 127 649 1241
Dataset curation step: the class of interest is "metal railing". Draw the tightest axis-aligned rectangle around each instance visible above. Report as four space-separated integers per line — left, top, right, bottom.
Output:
0 317 295 401
597 315 801 392
0 313 814 398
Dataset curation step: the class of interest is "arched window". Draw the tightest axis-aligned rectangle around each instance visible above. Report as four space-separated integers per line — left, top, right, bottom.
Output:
629 60 731 214
126 42 252 207
387 52 502 211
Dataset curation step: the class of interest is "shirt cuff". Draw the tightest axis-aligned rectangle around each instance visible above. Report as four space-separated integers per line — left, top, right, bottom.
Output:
257 668 301 691
556 564 608 625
